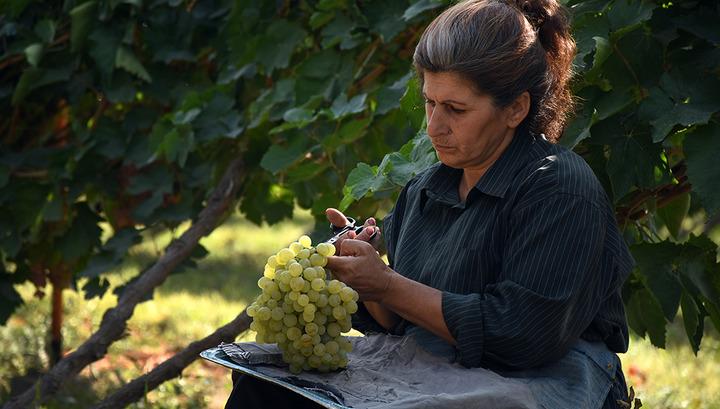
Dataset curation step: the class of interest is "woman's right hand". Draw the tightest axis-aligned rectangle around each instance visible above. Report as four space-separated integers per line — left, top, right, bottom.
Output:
325 208 382 254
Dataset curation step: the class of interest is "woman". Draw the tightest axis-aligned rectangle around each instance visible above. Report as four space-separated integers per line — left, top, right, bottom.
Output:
227 0 633 407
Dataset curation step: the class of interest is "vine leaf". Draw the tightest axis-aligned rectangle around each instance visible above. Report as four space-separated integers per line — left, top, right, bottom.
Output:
656 192 690 240
403 0 444 21
70 0 97 52
684 123 720 218
116 46 152 82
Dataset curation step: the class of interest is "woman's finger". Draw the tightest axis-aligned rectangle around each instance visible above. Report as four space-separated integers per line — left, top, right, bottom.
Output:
355 225 376 242
339 239 373 257
325 208 350 228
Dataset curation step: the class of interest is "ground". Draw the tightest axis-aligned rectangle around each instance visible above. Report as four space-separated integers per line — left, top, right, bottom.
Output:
1 210 718 408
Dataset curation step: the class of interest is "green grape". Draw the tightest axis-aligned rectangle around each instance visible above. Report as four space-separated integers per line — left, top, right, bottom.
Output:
290 277 305 292
340 338 353 352
257 277 272 289
299 258 311 269
338 318 352 332
302 311 315 323
307 290 320 303
267 255 279 268
309 253 327 267
247 304 258 317
314 266 326 280
316 243 336 257
293 302 304 313
278 282 290 292
287 327 302 341
332 306 346 320
271 307 284 321
314 313 327 326
297 294 309 307
304 304 316 315
257 307 271 321
300 334 313 347
339 287 355 303
283 314 298 327
308 355 322 368
311 278 325 291
289 242 303 255
302 280 311 293
288 262 303 277
269 320 283 332
327 323 341 338
277 248 294 264
263 265 276 279
316 294 328 308
297 248 311 259
344 300 358 314
313 343 325 356
266 299 277 309
282 302 293 314
299 235 312 248
325 341 339 354
305 323 319 336
303 267 317 281
327 280 342 294
276 269 289 281
328 294 341 307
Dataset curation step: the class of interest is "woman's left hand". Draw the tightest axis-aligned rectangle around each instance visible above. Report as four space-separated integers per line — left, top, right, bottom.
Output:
325 238 395 302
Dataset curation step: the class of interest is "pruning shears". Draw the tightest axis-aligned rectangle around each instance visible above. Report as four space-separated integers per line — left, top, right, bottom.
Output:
327 217 378 244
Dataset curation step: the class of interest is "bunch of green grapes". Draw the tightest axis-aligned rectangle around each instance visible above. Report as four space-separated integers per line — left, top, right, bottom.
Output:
246 235 359 374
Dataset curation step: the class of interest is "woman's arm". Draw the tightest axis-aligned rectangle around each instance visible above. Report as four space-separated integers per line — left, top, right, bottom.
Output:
362 301 401 331
326 239 455 344
328 193 622 369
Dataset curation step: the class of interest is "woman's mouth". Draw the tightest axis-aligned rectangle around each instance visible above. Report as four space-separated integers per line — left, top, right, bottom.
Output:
432 143 454 152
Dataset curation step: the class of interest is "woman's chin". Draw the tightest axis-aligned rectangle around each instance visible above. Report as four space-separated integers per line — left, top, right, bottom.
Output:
435 151 461 168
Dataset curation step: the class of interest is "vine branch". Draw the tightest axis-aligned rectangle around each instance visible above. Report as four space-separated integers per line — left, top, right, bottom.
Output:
91 310 251 409
2 157 247 409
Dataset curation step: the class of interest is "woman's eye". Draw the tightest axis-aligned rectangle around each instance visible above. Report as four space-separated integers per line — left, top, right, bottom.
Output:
449 106 465 114
424 99 435 107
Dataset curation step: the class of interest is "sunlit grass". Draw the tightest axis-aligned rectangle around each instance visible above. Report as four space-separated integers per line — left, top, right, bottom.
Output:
621 322 720 409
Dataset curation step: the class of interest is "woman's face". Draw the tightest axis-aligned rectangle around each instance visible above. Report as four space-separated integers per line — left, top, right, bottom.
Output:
422 71 518 170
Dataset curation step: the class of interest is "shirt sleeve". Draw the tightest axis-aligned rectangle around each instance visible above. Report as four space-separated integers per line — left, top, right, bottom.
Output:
441 193 611 369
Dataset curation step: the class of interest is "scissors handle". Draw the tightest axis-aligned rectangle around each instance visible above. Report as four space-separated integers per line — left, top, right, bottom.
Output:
327 217 377 244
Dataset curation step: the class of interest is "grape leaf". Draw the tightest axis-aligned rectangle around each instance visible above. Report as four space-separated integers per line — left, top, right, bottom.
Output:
330 93 367 119
116 46 152 82
626 287 667 348
684 123 720 218
70 1 97 52
403 0 444 21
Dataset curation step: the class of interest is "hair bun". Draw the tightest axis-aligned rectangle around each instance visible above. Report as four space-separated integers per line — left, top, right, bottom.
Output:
515 0 548 30
506 0 569 58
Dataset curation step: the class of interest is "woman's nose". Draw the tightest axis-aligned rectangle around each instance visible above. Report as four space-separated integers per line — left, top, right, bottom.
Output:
426 106 450 138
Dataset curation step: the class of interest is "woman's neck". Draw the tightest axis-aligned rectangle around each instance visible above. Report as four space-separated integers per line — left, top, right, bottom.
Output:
458 131 516 201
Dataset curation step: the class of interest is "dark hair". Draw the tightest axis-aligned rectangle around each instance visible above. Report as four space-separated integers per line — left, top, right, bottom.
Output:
413 0 576 142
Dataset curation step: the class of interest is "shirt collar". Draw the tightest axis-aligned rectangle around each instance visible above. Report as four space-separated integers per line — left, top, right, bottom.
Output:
422 130 538 203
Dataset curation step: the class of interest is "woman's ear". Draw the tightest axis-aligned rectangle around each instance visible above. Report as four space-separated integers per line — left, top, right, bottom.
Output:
505 91 530 129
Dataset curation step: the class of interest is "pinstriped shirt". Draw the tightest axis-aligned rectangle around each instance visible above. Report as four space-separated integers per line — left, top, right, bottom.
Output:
354 131 634 371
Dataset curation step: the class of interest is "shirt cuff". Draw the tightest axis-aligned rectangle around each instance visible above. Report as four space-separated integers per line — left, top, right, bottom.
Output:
442 291 485 367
